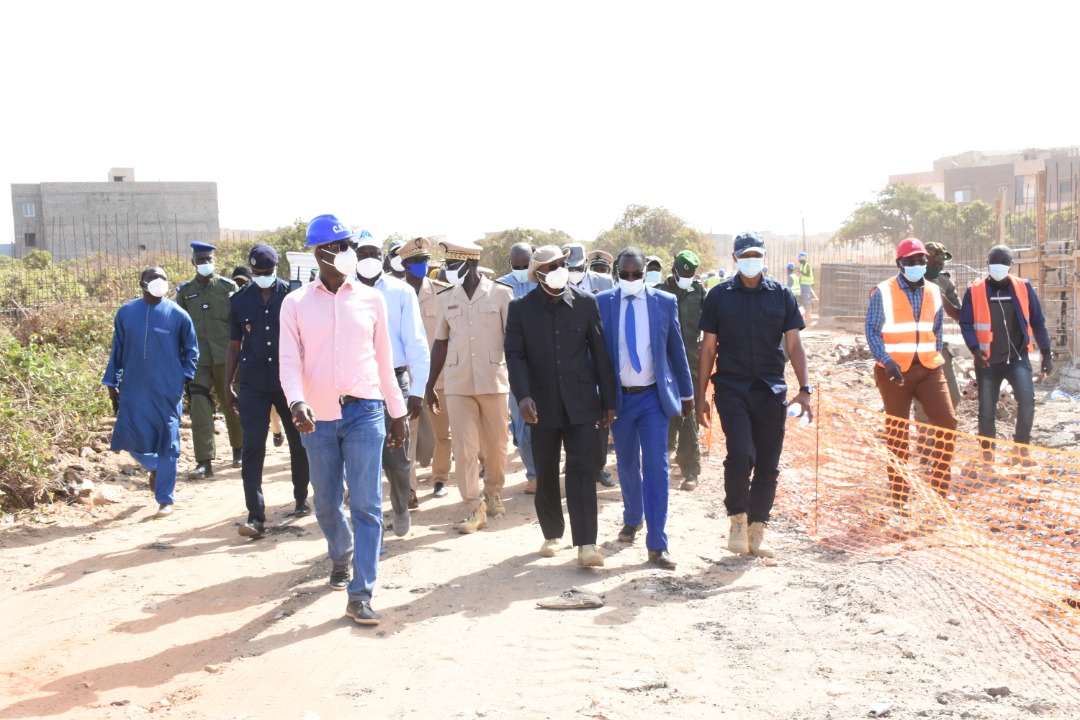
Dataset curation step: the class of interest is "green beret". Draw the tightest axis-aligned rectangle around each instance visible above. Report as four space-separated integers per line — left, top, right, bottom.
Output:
675 250 700 273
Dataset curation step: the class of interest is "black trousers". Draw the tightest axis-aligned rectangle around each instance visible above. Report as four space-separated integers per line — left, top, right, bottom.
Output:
238 385 309 523
384 368 413 516
714 384 786 524
532 422 599 546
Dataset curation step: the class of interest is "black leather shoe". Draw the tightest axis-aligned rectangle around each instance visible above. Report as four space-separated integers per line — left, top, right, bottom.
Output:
272 432 285 447
618 523 643 543
432 482 448 498
238 520 265 539
345 599 380 625
232 448 243 468
408 490 419 510
329 563 351 590
648 549 677 570
597 469 616 487
187 461 213 480
292 500 311 516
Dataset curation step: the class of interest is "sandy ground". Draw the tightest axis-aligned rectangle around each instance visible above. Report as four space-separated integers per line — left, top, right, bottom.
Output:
2 328 1080 719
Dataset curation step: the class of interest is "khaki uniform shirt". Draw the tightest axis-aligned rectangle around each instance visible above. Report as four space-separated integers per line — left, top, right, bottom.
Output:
418 276 450 390
175 274 238 367
434 276 512 396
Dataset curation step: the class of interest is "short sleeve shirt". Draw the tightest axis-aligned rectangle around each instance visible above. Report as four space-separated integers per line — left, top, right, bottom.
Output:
698 275 804 397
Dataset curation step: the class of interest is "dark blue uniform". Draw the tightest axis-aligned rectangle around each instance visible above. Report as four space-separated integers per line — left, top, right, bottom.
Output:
698 275 804 523
230 279 310 522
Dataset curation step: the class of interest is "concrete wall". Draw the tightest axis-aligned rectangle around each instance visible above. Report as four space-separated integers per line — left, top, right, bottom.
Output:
9 181 219 262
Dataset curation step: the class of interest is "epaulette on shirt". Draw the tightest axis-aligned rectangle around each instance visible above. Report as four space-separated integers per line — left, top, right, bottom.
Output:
436 284 456 294
493 279 513 288
430 278 452 289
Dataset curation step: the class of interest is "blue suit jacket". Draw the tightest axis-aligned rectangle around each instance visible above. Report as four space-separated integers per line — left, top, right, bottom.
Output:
596 286 694 418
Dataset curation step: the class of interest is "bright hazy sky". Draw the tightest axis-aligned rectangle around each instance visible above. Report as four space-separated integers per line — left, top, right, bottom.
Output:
4 1 1079 245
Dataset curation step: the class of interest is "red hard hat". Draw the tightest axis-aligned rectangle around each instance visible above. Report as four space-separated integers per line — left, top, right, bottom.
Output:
896 237 927 258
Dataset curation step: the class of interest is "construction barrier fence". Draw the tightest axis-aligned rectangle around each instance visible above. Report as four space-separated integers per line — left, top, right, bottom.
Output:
704 390 1080 677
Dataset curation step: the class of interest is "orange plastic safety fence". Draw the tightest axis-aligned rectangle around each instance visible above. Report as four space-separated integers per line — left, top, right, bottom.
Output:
703 391 1080 659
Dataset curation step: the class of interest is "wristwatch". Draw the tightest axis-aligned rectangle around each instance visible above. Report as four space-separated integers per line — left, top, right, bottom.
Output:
799 385 814 395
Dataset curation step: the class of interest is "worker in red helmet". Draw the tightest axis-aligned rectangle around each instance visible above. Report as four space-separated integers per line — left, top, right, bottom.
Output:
865 238 957 520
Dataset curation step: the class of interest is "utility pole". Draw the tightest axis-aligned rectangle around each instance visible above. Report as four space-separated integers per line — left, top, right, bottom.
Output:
801 216 807 254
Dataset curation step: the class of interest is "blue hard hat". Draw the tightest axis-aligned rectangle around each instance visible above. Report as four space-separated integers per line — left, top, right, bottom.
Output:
306 214 357 247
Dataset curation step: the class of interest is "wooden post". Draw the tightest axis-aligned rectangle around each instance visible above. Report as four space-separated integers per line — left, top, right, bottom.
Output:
1036 170 1047 293
995 194 1006 245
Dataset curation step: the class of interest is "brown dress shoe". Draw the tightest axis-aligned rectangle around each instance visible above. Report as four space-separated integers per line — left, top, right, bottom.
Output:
648 549 677 570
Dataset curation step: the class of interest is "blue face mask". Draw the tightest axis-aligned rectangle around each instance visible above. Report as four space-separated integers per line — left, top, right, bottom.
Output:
406 261 429 279
511 269 530 284
902 264 927 283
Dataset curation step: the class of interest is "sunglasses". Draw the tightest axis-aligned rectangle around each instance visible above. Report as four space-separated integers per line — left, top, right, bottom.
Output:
618 270 644 280
320 241 356 254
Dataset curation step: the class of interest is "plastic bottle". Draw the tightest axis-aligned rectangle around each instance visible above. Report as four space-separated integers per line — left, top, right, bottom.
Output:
1049 389 1074 402
787 402 811 427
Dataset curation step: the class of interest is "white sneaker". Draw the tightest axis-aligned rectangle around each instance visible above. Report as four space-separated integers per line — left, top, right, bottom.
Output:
539 538 560 557
154 504 174 519
577 544 604 567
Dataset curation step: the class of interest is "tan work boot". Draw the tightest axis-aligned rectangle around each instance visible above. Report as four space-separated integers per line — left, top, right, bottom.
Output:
485 493 505 517
539 538 559 557
457 500 488 534
747 521 776 558
577 544 604 567
525 479 537 494
727 513 750 555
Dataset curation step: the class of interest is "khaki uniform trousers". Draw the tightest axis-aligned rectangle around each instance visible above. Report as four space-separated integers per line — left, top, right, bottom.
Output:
445 392 508 510
409 388 454 490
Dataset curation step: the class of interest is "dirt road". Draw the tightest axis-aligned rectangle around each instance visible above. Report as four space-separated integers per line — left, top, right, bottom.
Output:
3 327 1079 718
2 439 1077 719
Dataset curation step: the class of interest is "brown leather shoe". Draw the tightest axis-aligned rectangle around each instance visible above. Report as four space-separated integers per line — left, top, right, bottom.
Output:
648 549 677 570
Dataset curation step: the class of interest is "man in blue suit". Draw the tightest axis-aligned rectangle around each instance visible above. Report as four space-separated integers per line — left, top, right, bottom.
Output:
596 247 694 569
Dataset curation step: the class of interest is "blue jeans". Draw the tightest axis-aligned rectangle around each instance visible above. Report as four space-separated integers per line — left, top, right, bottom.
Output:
301 399 386 602
611 387 671 551
509 391 536 480
976 354 1035 445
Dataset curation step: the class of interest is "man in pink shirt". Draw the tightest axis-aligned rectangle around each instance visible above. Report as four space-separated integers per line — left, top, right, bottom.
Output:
279 214 407 627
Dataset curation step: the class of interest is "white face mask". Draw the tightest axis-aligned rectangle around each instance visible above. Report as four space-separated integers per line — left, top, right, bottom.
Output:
645 270 662 287
619 278 645 296
357 257 383 280
675 275 694 290
445 265 469 286
540 266 569 291
330 248 358 277
567 269 586 285
988 263 1011 282
196 263 215 277
737 257 764 278
145 277 169 298
252 273 276 289
511 269 530 284
390 256 405 273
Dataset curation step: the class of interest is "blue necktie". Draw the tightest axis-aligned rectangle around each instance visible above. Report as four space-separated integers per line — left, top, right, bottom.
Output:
625 295 642 372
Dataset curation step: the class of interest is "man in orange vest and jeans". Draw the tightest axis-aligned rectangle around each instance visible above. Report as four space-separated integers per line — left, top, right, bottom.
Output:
959 245 1052 465
865 238 957 511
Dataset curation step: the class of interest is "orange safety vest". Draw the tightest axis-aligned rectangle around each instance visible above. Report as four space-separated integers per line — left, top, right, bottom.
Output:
875 277 944 371
969 275 1034 355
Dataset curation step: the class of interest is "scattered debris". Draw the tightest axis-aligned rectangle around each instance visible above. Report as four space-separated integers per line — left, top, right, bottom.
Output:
537 587 604 610
867 697 894 716
613 671 667 692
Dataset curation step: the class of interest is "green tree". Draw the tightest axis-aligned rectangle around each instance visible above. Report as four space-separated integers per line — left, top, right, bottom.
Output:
832 184 940 246
594 205 714 269
833 184 994 253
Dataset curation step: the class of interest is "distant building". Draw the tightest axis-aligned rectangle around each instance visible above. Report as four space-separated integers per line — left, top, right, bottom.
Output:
890 147 1080 211
10 168 219 262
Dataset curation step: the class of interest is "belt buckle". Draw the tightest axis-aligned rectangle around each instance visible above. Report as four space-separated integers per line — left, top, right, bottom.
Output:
338 394 347 406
